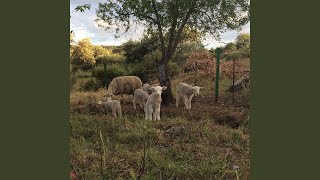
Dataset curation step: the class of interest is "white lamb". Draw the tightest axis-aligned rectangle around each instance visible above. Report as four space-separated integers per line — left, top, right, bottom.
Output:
176 83 201 110
99 92 122 117
133 88 149 110
145 86 167 120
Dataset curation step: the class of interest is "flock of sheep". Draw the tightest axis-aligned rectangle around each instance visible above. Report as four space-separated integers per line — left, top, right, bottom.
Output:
90 75 201 120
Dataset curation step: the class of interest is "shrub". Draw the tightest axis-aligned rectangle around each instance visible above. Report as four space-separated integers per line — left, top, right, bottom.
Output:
168 61 180 77
70 73 77 91
92 64 125 86
79 78 102 91
127 63 148 83
75 70 92 78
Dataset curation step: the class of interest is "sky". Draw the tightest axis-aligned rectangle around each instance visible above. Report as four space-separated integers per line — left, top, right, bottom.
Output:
70 0 250 49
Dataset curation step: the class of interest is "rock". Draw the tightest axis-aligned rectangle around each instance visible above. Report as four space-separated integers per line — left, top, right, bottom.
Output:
164 125 185 135
227 74 250 92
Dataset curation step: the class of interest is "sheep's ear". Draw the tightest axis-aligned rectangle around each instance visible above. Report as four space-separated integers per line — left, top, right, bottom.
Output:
191 87 197 91
162 86 167 90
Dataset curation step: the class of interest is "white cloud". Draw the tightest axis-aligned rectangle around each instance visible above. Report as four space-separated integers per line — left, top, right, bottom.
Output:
70 2 250 48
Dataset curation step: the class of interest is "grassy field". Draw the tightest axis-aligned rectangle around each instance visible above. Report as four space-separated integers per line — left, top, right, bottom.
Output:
70 60 250 179
70 114 249 180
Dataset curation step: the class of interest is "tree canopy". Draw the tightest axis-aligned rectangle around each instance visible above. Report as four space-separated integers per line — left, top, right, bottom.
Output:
95 0 250 104
71 38 96 65
235 33 250 53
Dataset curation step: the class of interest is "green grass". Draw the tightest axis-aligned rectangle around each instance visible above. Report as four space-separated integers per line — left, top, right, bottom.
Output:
70 114 250 180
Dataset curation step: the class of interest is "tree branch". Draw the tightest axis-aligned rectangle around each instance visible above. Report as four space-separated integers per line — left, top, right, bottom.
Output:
167 0 179 57
167 0 197 61
151 0 166 59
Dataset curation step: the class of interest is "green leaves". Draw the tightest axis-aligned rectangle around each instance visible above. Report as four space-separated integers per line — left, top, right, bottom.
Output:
75 4 91 13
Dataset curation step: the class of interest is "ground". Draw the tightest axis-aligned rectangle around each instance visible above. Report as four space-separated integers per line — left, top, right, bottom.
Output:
70 72 250 180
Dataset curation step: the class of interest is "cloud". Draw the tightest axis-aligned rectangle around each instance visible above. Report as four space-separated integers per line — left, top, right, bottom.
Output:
70 1 250 48
70 1 146 45
204 22 251 49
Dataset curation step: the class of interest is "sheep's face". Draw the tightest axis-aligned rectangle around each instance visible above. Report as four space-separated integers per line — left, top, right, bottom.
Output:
104 91 114 98
191 86 201 96
143 83 152 93
143 83 150 89
150 86 167 97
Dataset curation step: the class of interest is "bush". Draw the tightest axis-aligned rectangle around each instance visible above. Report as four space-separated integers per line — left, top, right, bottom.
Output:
127 63 148 83
168 61 180 77
70 73 77 91
79 78 102 92
75 70 92 78
92 64 125 86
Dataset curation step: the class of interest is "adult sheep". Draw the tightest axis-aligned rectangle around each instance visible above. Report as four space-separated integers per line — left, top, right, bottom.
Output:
107 76 143 97
176 83 201 110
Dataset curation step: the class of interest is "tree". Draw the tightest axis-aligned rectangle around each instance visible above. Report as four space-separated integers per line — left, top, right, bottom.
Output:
96 0 250 104
72 38 96 66
235 33 250 55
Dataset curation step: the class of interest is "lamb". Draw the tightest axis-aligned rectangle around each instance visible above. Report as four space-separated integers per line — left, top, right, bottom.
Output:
133 88 149 110
176 83 201 110
142 83 152 94
98 92 122 117
107 76 143 97
145 86 167 120
87 101 105 114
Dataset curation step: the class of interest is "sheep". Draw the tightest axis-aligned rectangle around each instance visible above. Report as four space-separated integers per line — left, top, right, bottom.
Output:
142 83 153 94
107 76 143 97
176 83 201 110
87 101 105 115
133 88 149 110
99 92 122 117
145 86 167 120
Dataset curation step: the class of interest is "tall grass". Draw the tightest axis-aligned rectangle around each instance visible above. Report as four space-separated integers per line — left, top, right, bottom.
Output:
70 114 250 179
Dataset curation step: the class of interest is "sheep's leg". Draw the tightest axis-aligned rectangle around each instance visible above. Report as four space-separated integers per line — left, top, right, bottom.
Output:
145 105 152 120
152 107 157 120
188 94 194 109
156 107 161 120
142 102 146 111
183 95 189 110
139 101 143 109
112 109 117 117
149 107 154 120
144 106 148 120
133 96 136 110
118 106 122 117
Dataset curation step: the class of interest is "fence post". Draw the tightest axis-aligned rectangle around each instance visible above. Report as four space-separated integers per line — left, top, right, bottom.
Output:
232 58 236 102
215 48 221 102
194 61 198 86
103 63 108 88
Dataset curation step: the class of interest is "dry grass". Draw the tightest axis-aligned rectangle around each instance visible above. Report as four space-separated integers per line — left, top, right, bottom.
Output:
70 114 250 180
70 61 251 179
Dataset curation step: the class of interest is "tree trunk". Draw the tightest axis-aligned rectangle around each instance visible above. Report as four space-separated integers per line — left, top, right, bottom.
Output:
158 61 174 105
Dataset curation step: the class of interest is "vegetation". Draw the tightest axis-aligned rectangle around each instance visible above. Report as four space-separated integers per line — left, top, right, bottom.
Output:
70 33 250 92
70 3 251 179
95 0 250 104
70 114 250 180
